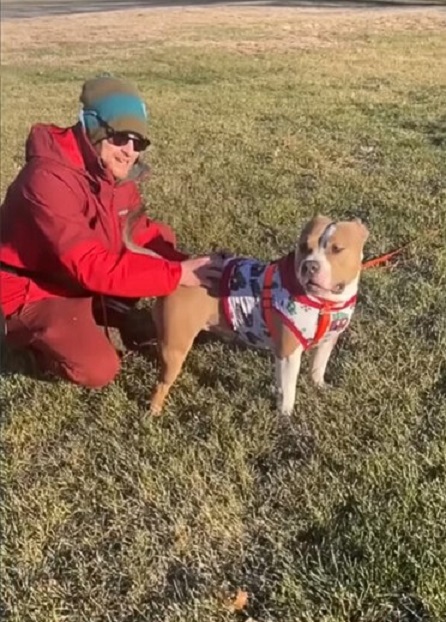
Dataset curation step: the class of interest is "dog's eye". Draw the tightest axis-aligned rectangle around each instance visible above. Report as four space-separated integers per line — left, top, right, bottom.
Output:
299 242 310 255
332 244 344 254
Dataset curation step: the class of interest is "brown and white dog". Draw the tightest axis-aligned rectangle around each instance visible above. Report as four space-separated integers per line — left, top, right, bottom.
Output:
126 215 369 416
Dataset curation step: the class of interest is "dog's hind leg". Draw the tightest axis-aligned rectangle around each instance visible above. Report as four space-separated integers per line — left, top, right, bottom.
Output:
150 337 195 415
149 288 212 415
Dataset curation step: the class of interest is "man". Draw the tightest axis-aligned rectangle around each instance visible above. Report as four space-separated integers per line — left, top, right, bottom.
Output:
0 75 223 387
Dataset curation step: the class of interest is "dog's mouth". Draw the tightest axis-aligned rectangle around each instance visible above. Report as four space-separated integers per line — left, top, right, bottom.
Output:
305 279 345 296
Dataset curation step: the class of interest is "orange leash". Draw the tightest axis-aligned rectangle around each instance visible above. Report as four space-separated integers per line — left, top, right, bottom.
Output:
363 227 443 270
362 244 409 270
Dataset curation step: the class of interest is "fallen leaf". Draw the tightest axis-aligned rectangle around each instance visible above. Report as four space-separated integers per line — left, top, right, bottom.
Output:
226 588 249 613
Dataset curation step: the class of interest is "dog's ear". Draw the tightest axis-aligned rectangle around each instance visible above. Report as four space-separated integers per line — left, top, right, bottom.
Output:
352 217 370 242
300 214 332 239
312 214 333 228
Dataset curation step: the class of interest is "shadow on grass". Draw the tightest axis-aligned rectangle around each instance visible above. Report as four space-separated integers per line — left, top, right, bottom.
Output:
0 342 43 381
402 114 446 149
425 115 446 148
410 360 446 451
233 498 436 621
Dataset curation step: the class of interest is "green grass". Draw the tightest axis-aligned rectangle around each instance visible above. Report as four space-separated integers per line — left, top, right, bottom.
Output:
1 8 446 622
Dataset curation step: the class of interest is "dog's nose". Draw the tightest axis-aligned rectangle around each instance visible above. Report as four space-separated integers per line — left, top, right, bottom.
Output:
302 260 320 276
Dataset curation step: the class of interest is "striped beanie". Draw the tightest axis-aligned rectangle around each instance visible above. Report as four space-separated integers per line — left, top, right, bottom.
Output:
79 75 149 145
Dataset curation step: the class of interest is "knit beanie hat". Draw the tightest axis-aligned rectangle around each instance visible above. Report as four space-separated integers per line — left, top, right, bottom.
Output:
79 75 149 145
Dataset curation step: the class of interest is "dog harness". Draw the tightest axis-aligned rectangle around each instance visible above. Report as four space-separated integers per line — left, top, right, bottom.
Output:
221 255 357 350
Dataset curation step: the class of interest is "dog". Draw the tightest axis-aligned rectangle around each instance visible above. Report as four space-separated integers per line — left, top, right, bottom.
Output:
126 214 369 416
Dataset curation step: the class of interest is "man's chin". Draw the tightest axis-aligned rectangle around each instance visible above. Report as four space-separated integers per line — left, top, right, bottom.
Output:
111 166 132 181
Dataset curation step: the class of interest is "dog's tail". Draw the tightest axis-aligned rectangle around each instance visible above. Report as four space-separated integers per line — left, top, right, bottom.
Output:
123 205 160 258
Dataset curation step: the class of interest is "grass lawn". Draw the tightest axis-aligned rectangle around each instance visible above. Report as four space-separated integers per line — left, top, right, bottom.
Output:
1 6 446 622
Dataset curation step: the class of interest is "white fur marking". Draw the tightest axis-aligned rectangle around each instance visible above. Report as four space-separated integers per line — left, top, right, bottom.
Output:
319 223 336 249
275 348 303 416
310 334 338 387
300 247 332 291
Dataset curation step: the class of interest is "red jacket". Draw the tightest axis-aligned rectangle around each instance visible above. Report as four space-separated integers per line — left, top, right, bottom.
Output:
0 123 184 317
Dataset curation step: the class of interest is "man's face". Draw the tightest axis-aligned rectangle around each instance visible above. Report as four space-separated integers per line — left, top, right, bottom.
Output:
96 134 140 180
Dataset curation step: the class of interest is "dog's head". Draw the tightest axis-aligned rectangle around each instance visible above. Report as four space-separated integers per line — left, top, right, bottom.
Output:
295 215 369 302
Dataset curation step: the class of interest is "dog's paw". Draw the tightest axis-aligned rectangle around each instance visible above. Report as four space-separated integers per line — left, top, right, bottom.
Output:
312 377 331 391
276 411 296 433
149 403 164 417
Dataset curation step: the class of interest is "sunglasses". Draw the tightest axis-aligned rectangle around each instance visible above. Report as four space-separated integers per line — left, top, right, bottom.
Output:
93 113 151 152
106 130 151 153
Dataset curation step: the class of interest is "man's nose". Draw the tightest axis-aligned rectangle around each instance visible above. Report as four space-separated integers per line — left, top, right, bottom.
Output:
122 139 136 156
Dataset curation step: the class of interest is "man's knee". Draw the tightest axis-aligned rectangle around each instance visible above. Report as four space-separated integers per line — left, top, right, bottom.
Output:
62 347 120 389
6 297 122 388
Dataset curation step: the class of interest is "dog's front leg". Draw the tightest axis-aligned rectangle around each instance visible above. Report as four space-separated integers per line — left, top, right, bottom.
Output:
310 335 338 388
275 346 303 416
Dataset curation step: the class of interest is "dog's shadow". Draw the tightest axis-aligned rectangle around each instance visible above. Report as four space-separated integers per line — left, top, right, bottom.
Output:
0 342 48 382
187 330 274 395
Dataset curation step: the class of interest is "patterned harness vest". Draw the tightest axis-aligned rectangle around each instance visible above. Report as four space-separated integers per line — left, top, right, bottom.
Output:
221 256 357 350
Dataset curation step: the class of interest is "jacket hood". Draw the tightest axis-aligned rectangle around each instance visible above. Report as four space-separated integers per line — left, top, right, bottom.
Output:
25 122 101 173
24 122 150 183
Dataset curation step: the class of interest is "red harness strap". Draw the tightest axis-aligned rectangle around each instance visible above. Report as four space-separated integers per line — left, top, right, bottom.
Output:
261 238 415 348
312 302 335 344
261 263 336 347
261 263 277 341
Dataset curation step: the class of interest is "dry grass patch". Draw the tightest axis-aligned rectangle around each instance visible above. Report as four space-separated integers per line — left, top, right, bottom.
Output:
2 6 446 58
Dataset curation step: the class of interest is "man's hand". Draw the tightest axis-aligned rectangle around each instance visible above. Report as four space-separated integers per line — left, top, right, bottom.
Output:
179 254 226 290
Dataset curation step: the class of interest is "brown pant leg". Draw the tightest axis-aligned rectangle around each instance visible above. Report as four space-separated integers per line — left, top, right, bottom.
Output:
5 297 120 388
92 296 157 350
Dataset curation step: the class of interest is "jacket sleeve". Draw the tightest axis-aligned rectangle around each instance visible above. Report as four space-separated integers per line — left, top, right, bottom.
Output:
135 220 190 261
21 169 182 298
